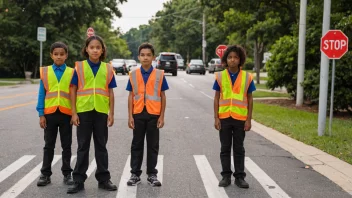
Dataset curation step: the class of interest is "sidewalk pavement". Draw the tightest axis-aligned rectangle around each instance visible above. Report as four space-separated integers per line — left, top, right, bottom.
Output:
252 120 352 195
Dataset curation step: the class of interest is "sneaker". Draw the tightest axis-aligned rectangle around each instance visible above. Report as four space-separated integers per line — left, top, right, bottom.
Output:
127 174 141 186
63 174 74 185
37 175 51 186
235 178 249 188
147 175 161 187
218 176 231 187
98 180 117 191
67 181 84 194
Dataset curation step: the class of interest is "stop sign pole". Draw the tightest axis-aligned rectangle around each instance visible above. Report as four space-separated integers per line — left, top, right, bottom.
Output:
320 30 349 136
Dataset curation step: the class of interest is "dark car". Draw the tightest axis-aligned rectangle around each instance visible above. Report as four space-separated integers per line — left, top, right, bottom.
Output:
186 59 206 75
111 59 127 75
156 52 178 76
208 58 223 73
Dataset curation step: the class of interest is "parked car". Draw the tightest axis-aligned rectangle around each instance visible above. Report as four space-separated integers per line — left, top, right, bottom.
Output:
208 58 223 73
186 59 206 75
125 59 137 71
111 59 127 75
175 54 185 70
155 52 178 76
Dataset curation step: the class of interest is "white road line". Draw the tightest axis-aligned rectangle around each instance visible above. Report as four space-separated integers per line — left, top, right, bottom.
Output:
0 155 35 184
181 78 187 83
71 155 77 164
189 84 195 88
0 155 62 198
86 158 97 178
116 155 136 198
231 156 290 198
200 91 214 100
156 155 163 184
194 155 229 198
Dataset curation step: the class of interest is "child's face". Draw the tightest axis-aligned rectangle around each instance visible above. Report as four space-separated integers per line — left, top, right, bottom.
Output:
227 51 240 69
86 39 103 62
138 48 154 66
50 48 67 66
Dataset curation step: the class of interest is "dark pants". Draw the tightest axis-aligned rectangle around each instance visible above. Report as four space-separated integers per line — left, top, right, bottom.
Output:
219 117 246 179
130 109 160 176
72 110 110 183
41 110 72 177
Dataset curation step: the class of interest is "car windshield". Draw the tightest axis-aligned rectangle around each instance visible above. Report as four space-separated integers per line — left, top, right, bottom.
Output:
112 59 124 63
160 55 176 61
215 59 221 64
190 60 203 64
126 60 136 64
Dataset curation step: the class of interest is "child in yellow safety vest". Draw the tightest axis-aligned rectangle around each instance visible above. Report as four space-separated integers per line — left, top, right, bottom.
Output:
67 35 117 194
126 43 168 187
36 41 74 187
213 45 256 188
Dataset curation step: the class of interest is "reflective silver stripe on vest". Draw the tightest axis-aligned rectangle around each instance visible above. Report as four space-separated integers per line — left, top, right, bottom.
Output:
145 95 161 102
134 95 141 101
216 72 222 84
130 70 139 96
45 92 57 98
219 99 231 105
42 67 49 90
243 72 249 100
107 64 113 83
77 61 85 88
152 69 162 100
96 89 109 96
60 91 70 99
77 90 94 96
232 100 248 107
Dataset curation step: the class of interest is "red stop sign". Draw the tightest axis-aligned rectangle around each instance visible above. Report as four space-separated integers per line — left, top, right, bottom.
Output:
216 45 227 58
321 30 349 59
86 27 95 37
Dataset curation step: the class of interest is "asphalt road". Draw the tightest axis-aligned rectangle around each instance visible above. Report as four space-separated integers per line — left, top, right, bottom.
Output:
0 70 350 198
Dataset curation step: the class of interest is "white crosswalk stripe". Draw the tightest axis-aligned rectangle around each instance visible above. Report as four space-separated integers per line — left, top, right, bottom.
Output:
194 155 229 198
0 155 62 198
0 155 35 184
116 155 164 198
86 158 97 178
231 156 291 198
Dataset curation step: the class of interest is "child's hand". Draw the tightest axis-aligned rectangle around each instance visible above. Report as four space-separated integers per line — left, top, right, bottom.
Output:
244 119 251 131
39 116 47 129
71 113 80 126
128 117 135 129
214 118 221 130
108 113 114 127
157 117 164 128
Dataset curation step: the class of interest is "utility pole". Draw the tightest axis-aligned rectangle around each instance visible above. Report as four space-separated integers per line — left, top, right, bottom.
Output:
202 12 206 66
318 0 331 136
296 0 307 106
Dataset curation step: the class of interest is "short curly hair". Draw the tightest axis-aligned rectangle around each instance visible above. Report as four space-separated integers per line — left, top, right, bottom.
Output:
81 35 107 61
221 45 246 68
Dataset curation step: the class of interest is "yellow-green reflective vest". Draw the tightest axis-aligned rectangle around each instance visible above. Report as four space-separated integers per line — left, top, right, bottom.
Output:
215 69 252 121
75 60 113 115
40 66 74 115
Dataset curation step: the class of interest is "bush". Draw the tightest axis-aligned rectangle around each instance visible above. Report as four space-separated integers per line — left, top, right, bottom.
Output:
243 57 254 70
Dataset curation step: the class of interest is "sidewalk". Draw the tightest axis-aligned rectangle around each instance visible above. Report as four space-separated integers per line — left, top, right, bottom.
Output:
252 120 352 195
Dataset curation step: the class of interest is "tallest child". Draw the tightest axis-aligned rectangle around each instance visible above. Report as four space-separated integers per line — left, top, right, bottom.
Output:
68 35 117 194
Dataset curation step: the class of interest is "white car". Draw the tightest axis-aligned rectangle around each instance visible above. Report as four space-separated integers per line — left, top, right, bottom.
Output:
175 54 185 70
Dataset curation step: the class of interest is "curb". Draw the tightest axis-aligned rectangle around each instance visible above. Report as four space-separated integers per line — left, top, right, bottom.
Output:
251 120 352 195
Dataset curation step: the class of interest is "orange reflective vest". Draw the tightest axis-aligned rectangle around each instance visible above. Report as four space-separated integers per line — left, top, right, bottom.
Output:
130 68 164 115
75 60 113 115
215 69 252 121
40 65 74 116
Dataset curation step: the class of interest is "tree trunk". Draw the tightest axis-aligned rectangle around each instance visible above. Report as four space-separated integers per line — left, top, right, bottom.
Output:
254 41 264 84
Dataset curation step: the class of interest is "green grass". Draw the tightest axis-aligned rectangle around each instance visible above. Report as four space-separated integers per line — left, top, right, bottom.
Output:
253 91 289 98
255 83 269 90
253 102 352 164
0 82 16 86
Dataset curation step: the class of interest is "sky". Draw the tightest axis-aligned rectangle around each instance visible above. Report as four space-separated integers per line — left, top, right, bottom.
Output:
112 0 169 34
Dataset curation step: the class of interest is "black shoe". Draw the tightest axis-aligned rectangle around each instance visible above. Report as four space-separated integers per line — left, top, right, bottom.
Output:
147 174 161 187
63 174 74 185
98 180 117 191
37 175 51 186
127 174 141 186
67 181 84 194
235 178 249 188
218 176 231 187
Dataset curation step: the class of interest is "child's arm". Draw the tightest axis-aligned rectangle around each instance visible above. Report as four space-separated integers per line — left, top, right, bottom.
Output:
157 91 166 128
70 85 79 126
128 91 134 129
108 88 114 127
244 93 253 131
37 80 47 129
214 91 221 130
